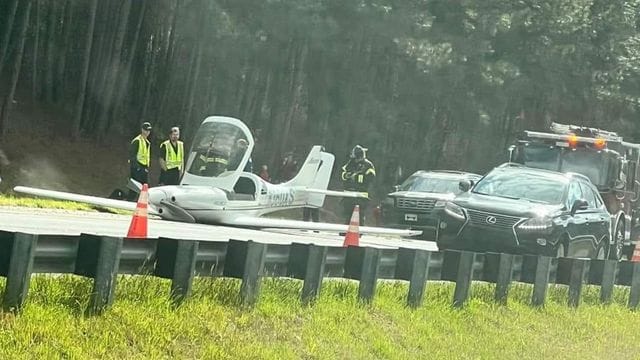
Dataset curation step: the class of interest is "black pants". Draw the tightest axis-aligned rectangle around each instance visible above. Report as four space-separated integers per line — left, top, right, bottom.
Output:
130 165 149 185
303 207 320 222
342 198 368 225
159 168 181 185
128 165 149 201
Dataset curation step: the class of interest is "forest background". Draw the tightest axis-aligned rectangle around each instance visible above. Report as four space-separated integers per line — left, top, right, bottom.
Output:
1 0 640 201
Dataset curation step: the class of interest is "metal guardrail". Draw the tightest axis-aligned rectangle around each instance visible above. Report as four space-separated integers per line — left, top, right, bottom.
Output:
1 230 640 314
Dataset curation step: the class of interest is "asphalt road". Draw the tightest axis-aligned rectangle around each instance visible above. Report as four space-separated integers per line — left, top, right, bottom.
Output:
0 207 438 250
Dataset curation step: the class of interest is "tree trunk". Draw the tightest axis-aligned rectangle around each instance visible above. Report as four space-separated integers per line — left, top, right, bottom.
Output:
0 0 19 78
71 0 98 140
140 31 158 124
44 0 58 103
31 0 39 100
55 0 74 102
111 0 147 130
184 39 203 131
155 0 181 123
0 0 32 138
95 0 132 139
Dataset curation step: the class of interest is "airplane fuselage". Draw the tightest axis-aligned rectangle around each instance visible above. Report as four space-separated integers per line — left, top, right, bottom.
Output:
147 173 313 224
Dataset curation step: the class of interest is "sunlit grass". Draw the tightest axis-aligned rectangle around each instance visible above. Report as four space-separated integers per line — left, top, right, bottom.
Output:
1 276 640 359
0 194 131 214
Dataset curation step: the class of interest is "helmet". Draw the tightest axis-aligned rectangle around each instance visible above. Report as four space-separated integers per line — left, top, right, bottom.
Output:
350 145 366 160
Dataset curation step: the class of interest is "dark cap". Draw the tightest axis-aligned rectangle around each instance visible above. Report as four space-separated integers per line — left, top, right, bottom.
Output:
141 122 152 131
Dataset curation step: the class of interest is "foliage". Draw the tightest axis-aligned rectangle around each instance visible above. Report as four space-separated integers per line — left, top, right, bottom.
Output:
1 0 640 196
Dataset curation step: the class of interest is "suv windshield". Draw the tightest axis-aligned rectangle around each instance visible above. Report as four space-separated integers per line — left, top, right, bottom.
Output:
399 175 462 194
473 170 567 204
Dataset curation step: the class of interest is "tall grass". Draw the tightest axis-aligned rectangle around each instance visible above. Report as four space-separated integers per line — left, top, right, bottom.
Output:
1 276 640 359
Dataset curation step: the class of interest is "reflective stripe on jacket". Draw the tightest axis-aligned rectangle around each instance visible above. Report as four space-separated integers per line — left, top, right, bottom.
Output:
132 135 150 166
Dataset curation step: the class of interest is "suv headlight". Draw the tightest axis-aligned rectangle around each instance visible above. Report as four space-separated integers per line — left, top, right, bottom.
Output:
435 200 447 207
382 197 394 208
518 217 553 233
444 202 465 220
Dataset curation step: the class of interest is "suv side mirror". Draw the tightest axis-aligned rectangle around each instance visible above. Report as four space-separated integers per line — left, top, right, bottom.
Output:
458 180 472 192
570 199 589 215
393 185 401 192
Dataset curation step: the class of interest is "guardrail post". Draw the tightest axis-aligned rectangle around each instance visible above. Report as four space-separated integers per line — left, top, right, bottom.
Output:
588 259 617 304
344 246 380 304
223 240 267 306
174 240 199 305
628 262 640 310
495 253 514 305
530 256 552 307
453 251 475 308
74 234 123 314
567 258 588 308
483 253 515 305
155 238 200 305
395 248 431 308
287 243 328 305
1 232 38 312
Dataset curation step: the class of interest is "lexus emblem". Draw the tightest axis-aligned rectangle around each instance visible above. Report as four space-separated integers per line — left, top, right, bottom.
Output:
485 216 497 224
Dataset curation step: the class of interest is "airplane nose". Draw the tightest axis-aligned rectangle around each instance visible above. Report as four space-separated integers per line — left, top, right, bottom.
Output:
147 188 167 205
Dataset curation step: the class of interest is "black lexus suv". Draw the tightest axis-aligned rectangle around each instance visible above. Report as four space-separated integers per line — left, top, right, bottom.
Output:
437 164 611 258
380 170 481 239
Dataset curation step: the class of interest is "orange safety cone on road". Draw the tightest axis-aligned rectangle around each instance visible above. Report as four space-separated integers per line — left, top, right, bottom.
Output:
127 183 149 239
343 205 360 247
632 241 640 262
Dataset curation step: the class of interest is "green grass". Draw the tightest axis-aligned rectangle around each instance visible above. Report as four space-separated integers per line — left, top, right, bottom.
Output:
0 194 97 211
1 277 640 359
0 194 131 214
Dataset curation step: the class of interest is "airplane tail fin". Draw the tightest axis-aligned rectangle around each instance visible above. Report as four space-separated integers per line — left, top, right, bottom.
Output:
285 146 335 207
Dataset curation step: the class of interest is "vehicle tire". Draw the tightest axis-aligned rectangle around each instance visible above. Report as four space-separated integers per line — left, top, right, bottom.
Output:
594 239 608 260
608 220 625 260
551 239 568 258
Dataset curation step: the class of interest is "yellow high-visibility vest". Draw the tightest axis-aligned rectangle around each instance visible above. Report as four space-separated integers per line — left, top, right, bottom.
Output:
132 135 150 166
162 140 184 170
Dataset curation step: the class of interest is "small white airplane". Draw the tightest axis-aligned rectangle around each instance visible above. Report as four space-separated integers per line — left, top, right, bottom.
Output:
14 116 420 237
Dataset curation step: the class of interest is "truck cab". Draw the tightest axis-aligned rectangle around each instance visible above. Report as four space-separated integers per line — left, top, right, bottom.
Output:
510 122 640 259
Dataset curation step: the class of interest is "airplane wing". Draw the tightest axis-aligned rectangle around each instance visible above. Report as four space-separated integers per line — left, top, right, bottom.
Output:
13 186 159 215
304 188 368 198
226 215 422 237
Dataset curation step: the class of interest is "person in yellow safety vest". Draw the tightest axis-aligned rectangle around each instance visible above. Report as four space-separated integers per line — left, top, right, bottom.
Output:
158 126 184 185
340 144 376 225
129 122 152 185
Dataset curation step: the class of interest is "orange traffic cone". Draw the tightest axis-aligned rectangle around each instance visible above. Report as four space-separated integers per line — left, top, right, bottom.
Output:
632 241 640 262
343 205 360 247
127 183 149 239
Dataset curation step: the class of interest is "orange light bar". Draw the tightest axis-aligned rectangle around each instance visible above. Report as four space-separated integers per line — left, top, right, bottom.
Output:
594 138 606 149
568 134 579 148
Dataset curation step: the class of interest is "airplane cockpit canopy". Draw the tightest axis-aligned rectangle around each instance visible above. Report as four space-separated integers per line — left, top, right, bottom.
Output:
182 116 254 191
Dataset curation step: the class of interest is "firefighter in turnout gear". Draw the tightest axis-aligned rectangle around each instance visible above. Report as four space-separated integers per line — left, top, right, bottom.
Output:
158 127 184 185
190 134 231 177
341 145 376 225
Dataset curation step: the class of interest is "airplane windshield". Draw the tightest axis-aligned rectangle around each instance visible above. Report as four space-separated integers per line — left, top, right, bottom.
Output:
186 122 250 178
